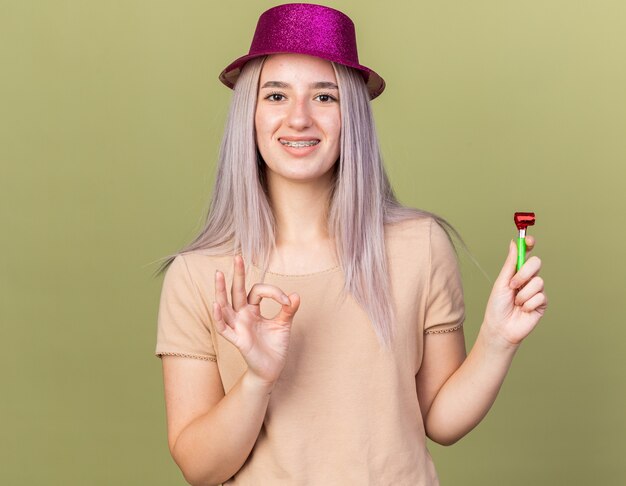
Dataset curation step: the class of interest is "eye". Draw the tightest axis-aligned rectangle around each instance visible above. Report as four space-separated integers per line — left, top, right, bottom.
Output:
265 92 285 102
315 93 338 103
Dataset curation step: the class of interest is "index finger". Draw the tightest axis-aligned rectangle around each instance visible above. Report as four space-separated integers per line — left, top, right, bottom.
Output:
247 283 291 307
231 255 248 311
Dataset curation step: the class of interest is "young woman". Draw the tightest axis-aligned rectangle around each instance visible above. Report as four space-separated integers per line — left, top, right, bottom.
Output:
154 4 548 485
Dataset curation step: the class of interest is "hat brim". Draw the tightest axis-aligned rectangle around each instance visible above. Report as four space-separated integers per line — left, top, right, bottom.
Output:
218 51 385 101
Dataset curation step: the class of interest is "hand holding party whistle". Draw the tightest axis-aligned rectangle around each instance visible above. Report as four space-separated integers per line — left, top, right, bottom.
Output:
480 211 546 349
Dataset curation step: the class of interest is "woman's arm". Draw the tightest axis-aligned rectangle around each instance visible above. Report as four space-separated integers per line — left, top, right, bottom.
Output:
422 235 547 446
417 330 517 445
169 366 274 486
167 256 301 485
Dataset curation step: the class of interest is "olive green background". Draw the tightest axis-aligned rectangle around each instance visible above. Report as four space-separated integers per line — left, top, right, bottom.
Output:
2 1 624 484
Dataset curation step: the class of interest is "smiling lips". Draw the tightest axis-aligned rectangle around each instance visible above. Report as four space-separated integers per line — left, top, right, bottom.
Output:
279 138 320 147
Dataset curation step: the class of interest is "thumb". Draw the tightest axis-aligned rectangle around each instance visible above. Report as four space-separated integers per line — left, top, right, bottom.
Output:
494 239 518 288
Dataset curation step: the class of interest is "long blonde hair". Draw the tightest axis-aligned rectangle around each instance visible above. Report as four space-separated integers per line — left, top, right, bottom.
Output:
153 55 482 351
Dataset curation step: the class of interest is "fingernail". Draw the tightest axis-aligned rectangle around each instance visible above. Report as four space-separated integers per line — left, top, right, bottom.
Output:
281 296 290 305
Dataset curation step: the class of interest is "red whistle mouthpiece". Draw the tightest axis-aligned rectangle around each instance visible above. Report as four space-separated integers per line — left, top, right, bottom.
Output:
514 212 536 231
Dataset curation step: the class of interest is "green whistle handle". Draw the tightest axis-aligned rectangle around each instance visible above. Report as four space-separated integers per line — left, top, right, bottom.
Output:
516 236 526 272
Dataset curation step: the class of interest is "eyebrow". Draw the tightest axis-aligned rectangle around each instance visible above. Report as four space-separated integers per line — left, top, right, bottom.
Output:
260 81 338 90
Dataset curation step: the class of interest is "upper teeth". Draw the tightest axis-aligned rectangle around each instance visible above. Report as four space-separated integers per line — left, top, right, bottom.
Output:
280 139 319 147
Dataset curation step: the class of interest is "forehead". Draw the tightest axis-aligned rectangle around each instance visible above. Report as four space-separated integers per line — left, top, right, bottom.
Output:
260 53 336 82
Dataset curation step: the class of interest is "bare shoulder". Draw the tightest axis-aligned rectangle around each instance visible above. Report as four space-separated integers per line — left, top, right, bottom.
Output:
161 355 225 454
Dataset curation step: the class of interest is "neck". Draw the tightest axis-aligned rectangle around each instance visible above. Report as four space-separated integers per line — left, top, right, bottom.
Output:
266 171 334 246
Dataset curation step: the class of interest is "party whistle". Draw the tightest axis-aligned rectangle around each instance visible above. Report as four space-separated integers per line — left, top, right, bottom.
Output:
514 212 535 272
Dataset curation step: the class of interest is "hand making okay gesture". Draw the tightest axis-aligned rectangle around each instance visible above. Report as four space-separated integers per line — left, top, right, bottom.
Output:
213 255 301 387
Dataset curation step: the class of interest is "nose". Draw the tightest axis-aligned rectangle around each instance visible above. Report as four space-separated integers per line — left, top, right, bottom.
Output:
285 98 313 130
